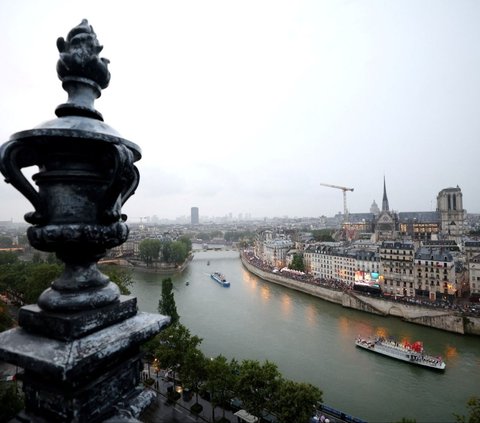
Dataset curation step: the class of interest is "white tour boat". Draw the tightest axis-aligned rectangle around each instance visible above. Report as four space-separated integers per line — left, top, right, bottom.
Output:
211 272 230 287
355 336 446 371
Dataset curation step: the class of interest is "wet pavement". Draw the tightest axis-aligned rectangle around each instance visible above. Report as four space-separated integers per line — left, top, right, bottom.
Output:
139 368 237 423
140 395 201 423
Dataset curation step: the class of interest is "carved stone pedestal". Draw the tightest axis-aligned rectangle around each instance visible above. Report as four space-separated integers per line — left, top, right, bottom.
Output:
0 298 169 422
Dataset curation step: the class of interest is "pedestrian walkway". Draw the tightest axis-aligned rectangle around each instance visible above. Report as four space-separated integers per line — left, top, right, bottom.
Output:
139 369 237 423
138 367 357 423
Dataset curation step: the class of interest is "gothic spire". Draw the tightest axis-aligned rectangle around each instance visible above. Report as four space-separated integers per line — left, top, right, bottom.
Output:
382 176 389 212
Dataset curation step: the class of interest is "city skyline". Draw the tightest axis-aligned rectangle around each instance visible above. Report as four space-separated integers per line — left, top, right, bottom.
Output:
0 183 478 224
1 1 480 221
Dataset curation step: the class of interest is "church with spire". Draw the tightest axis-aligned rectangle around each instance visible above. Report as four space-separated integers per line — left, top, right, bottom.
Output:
373 177 397 241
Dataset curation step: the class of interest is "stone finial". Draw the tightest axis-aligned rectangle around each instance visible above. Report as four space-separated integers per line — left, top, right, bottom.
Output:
56 19 111 119
57 19 110 88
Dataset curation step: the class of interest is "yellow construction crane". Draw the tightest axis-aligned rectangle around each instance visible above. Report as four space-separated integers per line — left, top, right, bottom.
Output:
320 183 354 222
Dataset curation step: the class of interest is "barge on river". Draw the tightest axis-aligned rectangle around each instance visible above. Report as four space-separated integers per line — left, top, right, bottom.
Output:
355 336 446 371
211 272 230 287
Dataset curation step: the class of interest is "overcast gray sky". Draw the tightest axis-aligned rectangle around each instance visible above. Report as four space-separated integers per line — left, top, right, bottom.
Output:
0 0 479 221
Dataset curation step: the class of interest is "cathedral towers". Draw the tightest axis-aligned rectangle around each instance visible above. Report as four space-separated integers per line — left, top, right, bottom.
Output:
437 186 465 241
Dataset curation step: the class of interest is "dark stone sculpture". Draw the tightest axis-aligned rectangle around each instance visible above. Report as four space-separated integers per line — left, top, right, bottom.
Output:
0 18 139 313
0 20 168 422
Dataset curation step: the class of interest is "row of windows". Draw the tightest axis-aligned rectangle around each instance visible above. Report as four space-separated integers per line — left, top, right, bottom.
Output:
417 267 448 274
386 281 414 287
380 249 414 255
387 269 413 274
385 280 442 287
417 261 450 266
308 258 356 264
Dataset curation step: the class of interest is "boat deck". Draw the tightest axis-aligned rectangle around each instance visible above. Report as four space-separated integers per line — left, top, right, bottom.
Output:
355 337 446 371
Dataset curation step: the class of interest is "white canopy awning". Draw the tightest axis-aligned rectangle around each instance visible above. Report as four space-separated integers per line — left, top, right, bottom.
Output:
234 409 259 423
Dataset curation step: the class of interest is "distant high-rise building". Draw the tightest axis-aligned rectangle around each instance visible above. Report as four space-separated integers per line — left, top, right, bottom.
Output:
191 207 199 225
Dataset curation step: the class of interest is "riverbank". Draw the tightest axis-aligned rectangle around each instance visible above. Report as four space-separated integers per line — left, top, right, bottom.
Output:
100 254 194 275
240 253 480 336
131 249 480 422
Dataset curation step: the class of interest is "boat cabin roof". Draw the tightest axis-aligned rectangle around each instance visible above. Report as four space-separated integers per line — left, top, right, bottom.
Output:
234 410 259 423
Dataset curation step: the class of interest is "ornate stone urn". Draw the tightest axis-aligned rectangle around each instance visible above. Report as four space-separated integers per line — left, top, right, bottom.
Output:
0 19 139 312
0 20 168 422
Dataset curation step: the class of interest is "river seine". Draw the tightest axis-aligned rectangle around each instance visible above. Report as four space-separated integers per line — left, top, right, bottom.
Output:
129 250 480 423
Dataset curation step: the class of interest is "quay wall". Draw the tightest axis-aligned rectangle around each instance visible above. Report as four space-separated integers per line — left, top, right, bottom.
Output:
241 256 480 336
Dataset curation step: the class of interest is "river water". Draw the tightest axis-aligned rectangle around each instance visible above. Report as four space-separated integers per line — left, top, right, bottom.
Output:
129 250 480 423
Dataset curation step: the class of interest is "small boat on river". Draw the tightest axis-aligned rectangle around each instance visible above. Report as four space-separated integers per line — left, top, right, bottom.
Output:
355 336 446 371
211 272 230 287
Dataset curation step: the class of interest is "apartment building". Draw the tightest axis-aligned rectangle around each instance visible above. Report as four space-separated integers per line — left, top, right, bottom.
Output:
379 241 415 297
414 247 456 301
304 245 379 285
468 254 480 299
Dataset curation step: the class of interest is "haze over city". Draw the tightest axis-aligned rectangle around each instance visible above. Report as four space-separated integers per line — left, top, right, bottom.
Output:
0 0 479 221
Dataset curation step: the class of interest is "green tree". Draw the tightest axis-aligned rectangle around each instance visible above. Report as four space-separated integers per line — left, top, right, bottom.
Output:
22 263 62 304
170 241 188 265
205 355 238 422
154 324 202 390
0 261 27 304
17 234 28 246
178 235 192 253
102 266 133 295
0 261 62 305
311 229 335 242
0 251 19 266
139 239 161 266
274 379 322 423
224 231 256 244
161 240 173 263
0 236 13 248
31 252 42 264
0 300 14 331
200 230 223 242
224 231 240 242
46 253 61 265
182 346 207 410
455 396 480 423
158 278 179 325
236 360 282 419
289 253 305 272
0 382 23 422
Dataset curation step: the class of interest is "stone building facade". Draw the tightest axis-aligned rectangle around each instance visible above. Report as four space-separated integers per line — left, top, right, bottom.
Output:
379 241 415 297
464 241 480 263
398 211 440 241
304 245 380 285
468 254 480 299
304 245 355 284
414 247 456 301
254 230 294 268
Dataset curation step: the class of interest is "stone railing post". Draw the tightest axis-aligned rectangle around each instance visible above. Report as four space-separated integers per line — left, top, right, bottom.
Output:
0 19 169 422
